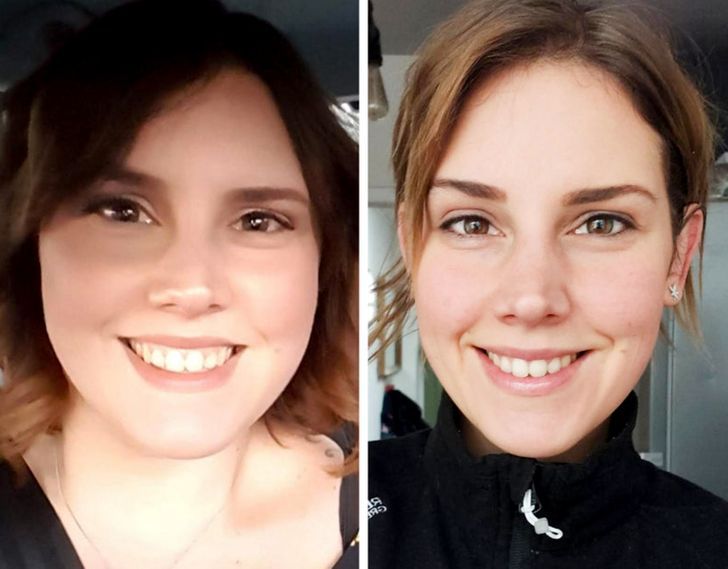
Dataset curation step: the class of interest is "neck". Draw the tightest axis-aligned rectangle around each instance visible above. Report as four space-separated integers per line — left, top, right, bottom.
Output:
25 390 255 568
463 419 610 464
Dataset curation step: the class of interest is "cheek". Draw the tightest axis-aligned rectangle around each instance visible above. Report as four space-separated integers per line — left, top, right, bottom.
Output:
571 252 668 336
39 228 143 338
414 244 489 339
229 240 320 349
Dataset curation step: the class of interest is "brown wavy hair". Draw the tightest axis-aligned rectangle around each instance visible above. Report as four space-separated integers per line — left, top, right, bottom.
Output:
0 0 358 470
371 0 715 354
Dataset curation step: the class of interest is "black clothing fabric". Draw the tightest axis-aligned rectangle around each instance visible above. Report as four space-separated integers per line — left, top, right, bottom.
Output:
369 391 728 569
338 472 359 568
0 462 358 568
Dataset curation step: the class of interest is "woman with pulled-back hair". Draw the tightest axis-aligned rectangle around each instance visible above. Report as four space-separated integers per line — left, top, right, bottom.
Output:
0 0 358 567
369 1 728 567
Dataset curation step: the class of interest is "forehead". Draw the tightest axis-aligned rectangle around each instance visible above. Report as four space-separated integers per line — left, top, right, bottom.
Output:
124 69 307 196
435 60 666 200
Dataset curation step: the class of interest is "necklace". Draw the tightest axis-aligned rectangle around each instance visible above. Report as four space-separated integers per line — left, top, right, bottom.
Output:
53 441 230 569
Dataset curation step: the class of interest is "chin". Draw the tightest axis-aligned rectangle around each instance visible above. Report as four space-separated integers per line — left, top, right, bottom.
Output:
472 408 595 462
118 413 250 460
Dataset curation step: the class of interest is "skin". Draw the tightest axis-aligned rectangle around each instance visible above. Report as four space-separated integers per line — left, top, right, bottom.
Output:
26 70 343 569
403 61 702 462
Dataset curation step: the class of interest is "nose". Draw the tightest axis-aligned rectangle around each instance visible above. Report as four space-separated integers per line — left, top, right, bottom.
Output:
491 236 570 327
147 234 230 318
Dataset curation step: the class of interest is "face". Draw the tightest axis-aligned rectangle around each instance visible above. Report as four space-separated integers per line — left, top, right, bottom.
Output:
39 70 319 458
409 61 701 461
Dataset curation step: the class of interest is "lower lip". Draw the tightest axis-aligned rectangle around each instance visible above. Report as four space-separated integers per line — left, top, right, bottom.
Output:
477 349 588 397
122 341 242 393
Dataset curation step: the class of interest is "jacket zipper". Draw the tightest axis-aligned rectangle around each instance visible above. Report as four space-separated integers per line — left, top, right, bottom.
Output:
508 508 533 569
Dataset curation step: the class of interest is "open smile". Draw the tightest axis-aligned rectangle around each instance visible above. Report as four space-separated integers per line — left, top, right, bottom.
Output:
475 347 591 396
121 338 244 374
479 348 589 379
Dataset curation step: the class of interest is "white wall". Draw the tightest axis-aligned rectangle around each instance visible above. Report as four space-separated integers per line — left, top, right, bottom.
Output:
368 55 423 441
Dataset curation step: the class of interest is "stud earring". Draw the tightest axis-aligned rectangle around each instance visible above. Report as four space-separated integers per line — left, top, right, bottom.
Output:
669 283 681 301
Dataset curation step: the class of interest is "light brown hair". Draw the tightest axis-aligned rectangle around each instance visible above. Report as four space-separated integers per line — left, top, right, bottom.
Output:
0 0 358 471
371 0 714 353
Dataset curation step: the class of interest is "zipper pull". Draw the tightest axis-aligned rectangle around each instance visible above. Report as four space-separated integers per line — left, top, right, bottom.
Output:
519 486 563 540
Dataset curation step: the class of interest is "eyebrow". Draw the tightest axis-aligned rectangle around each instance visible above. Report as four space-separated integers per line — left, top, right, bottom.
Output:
562 185 657 206
100 167 309 204
431 178 507 201
432 178 657 205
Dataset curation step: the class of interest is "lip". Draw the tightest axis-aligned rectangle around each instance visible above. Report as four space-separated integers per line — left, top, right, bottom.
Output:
123 335 238 349
120 338 243 393
481 346 582 361
476 347 589 397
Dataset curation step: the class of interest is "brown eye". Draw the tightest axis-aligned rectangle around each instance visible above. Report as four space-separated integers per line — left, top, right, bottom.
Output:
442 215 495 236
85 197 154 225
574 214 631 236
243 213 272 231
463 218 486 234
587 217 614 234
235 211 292 233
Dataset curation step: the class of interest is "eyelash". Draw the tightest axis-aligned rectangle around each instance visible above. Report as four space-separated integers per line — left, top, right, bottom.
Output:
232 210 293 233
573 213 635 236
82 196 155 225
82 196 294 235
439 212 636 240
440 214 499 237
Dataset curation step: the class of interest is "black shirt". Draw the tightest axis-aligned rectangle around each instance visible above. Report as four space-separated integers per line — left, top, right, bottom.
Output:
369 391 728 569
0 463 358 568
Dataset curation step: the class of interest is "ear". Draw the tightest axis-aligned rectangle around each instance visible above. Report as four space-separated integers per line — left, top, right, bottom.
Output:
664 205 703 306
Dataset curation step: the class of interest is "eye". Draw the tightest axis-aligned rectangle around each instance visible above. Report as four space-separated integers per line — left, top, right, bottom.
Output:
83 197 154 225
573 213 633 236
441 214 498 237
234 211 292 233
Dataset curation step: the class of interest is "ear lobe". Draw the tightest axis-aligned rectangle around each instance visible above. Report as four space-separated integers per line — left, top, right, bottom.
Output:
665 205 703 305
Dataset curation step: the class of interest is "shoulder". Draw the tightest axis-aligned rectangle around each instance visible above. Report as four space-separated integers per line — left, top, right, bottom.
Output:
0 460 36 515
368 430 431 523
0 460 72 568
638 464 728 567
370 429 430 484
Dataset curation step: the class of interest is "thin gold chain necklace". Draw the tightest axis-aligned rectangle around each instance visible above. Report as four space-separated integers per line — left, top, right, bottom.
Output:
53 442 229 569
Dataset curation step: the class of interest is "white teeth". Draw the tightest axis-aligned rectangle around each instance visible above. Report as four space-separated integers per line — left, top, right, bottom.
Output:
204 352 218 370
185 351 204 373
487 350 581 378
512 358 529 378
126 340 237 374
151 349 165 368
528 360 547 378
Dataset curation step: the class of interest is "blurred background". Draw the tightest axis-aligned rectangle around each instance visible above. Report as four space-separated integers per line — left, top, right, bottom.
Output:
369 0 728 500
0 0 358 98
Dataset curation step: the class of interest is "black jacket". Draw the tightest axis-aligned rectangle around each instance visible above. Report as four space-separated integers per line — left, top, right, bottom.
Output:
369 392 728 569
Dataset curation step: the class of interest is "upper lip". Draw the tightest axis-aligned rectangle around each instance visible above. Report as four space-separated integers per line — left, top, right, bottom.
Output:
478 346 586 360
121 336 241 349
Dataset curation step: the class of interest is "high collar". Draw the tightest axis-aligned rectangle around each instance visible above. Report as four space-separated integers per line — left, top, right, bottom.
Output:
423 391 650 551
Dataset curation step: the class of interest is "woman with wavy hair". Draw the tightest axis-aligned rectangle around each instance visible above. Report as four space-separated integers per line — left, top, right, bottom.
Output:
369 1 728 567
0 0 358 567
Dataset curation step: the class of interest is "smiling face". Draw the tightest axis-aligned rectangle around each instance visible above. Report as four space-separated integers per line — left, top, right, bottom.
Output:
38 70 319 458
409 61 701 461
